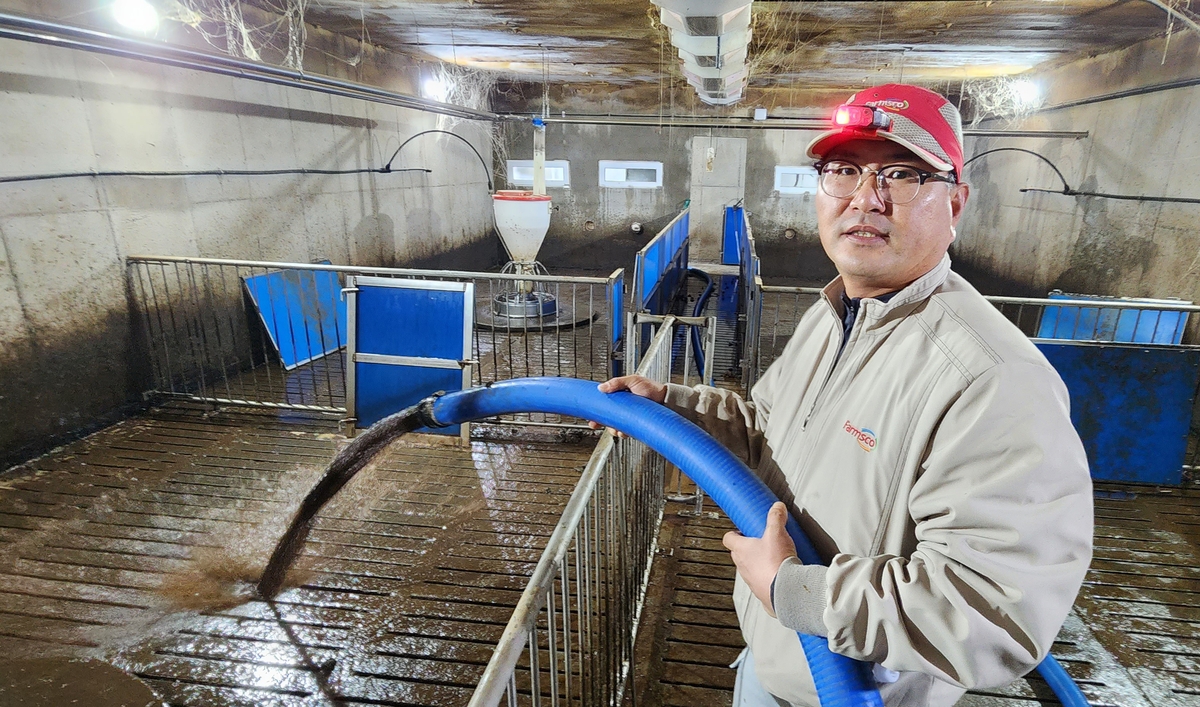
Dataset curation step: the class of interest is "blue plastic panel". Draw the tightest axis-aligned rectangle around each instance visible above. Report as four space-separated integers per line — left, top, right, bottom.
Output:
641 240 661 308
354 362 463 432
635 211 691 315
356 285 466 359
243 264 346 370
1036 341 1200 485
1038 292 1188 344
609 272 625 377
352 279 471 433
722 205 743 265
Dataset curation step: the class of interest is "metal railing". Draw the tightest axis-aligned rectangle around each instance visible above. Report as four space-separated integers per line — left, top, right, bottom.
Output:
126 256 624 418
736 212 762 391
755 286 1200 381
466 317 676 707
755 285 823 384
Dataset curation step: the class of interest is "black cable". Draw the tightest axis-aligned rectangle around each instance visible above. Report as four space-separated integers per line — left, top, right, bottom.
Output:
962 147 1071 193
687 268 715 381
384 129 493 191
0 166 430 185
1021 187 1200 205
964 146 1200 206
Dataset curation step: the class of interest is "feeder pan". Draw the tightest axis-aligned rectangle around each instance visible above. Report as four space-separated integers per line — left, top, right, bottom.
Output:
482 191 594 332
475 261 597 332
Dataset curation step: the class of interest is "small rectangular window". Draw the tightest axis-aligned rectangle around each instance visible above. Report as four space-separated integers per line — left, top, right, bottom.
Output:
506 160 570 188
599 160 663 189
774 165 819 195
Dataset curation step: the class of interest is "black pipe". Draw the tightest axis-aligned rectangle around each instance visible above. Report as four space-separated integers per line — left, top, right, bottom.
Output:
385 130 493 192
1021 187 1200 205
1038 75 1200 114
687 268 714 380
0 166 429 186
965 147 1200 206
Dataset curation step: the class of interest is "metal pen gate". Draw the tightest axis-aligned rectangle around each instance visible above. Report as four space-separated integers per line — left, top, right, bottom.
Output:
753 284 1200 482
466 317 678 707
126 256 624 425
345 276 474 437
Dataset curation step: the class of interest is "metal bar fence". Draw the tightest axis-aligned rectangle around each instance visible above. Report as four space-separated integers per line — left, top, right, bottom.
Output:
737 211 762 391
755 285 1200 477
126 256 624 423
755 286 1200 381
466 317 676 707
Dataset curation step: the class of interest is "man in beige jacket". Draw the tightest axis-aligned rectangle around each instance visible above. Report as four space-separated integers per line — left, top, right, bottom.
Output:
598 84 1093 706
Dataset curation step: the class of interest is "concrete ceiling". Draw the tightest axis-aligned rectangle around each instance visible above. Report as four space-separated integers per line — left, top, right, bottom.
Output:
301 0 1179 110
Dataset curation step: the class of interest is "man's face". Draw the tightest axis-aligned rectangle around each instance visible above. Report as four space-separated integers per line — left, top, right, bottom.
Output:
815 139 969 296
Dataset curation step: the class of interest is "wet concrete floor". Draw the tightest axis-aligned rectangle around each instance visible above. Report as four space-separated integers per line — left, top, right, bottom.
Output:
3 398 1199 706
0 401 593 706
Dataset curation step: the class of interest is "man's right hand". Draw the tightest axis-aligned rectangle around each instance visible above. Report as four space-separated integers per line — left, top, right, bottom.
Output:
590 375 669 436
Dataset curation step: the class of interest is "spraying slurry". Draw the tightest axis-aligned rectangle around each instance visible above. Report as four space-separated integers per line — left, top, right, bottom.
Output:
257 403 428 598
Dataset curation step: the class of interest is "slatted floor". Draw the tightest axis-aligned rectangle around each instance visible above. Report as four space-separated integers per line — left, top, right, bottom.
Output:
3 403 1200 706
629 486 1200 707
0 402 593 706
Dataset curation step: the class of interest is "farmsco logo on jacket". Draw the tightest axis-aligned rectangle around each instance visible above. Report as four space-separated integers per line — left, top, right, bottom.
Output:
844 421 876 452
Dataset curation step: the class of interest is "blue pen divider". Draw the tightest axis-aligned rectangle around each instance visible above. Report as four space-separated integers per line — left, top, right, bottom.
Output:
243 261 347 370
1038 291 1189 344
635 209 690 316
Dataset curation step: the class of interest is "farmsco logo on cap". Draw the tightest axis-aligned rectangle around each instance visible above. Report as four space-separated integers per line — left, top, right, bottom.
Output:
865 99 909 112
844 420 877 452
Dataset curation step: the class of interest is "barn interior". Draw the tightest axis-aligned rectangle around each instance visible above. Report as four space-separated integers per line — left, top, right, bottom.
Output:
2 0 1200 705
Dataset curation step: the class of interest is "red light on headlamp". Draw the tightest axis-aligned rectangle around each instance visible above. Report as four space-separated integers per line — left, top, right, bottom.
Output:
832 105 892 131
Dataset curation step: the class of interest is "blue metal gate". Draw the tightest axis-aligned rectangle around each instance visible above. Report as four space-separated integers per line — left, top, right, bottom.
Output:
345 276 474 436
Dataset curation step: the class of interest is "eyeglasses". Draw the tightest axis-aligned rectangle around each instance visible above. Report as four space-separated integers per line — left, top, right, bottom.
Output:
814 160 957 204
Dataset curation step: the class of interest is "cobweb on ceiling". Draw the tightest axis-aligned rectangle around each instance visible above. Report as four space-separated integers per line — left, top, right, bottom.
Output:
424 61 506 184
164 0 309 68
962 76 1043 127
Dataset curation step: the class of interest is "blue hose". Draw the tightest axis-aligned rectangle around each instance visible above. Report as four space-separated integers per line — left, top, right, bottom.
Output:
686 268 714 381
1035 651 1091 707
431 378 880 707
426 377 1086 707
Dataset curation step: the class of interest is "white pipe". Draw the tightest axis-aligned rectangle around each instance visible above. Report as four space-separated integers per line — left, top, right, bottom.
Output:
533 119 547 196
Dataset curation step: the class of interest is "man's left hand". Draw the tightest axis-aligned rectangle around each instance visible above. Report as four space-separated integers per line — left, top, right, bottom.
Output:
722 501 799 617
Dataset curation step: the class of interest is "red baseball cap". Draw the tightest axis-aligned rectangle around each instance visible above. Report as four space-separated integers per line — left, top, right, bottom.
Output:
806 84 964 176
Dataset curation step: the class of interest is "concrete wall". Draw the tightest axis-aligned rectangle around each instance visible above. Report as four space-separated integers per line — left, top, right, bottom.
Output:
501 121 833 280
956 33 1200 304
0 24 494 468
500 122 690 273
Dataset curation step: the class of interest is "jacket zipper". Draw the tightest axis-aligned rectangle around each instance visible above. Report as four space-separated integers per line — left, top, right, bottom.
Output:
803 300 856 430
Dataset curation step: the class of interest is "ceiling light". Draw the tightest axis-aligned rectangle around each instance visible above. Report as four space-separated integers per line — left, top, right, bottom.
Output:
112 0 158 33
422 77 451 103
1012 78 1041 107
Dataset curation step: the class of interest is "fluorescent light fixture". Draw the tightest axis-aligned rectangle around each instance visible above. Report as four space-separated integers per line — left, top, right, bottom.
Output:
422 77 451 103
1012 78 1040 107
112 0 158 33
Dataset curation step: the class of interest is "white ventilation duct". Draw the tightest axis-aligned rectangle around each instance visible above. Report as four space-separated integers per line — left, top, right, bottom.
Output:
653 0 752 105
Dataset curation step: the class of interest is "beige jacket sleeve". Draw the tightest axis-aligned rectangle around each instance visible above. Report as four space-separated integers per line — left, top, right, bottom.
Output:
661 382 767 467
811 360 1093 689
658 313 806 467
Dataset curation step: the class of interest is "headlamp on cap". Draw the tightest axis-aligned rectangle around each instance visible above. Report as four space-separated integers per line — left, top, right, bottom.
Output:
832 105 892 132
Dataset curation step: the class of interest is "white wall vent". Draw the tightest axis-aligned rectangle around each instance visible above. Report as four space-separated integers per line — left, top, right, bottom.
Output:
599 160 663 189
774 165 819 195
506 160 570 188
